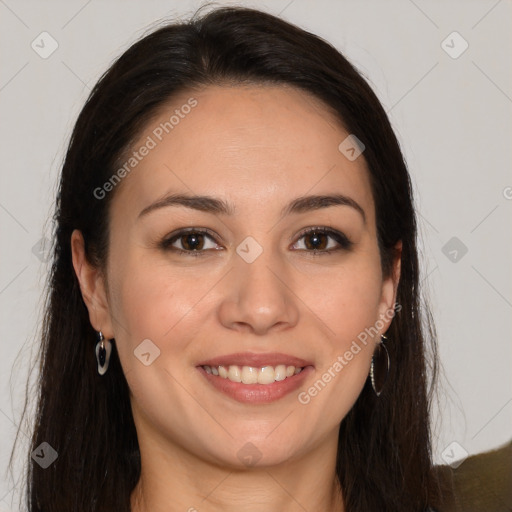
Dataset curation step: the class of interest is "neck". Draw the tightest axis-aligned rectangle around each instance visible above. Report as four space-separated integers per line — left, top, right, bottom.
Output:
130 428 345 512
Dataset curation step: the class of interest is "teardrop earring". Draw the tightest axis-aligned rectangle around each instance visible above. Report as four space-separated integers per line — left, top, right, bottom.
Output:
95 331 112 375
370 334 390 397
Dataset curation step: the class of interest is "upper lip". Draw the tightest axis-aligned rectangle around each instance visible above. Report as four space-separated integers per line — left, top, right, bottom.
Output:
196 352 313 368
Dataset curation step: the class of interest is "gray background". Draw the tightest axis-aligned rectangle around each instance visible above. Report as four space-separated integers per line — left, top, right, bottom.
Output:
1 0 511 510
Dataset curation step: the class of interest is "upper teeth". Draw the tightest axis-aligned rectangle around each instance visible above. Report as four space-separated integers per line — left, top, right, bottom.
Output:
203 364 303 384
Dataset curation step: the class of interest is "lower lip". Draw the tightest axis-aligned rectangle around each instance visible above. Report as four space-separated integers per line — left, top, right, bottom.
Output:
197 365 314 404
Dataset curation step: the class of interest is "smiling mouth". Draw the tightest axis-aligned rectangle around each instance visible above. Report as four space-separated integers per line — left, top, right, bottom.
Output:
201 364 304 385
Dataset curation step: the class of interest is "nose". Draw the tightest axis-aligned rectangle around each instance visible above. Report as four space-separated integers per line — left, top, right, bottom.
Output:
217 245 300 336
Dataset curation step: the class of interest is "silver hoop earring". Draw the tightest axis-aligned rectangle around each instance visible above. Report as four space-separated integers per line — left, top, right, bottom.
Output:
95 331 112 376
370 334 390 397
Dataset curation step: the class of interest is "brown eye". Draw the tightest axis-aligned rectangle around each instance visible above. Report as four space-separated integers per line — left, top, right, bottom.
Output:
160 228 220 257
293 227 353 255
303 231 329 251
178 232 206 251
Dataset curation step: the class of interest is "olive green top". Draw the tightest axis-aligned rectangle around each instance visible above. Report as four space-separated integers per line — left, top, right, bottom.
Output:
431 439 512 512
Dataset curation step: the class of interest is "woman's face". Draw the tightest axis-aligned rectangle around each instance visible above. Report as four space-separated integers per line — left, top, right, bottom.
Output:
75 84 400 468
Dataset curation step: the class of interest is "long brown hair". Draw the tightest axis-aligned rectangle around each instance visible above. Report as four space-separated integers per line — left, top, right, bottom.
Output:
11 6 447 511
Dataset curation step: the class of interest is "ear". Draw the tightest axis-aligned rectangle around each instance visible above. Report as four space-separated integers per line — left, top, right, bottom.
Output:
376 240 402 335
71 229 114 339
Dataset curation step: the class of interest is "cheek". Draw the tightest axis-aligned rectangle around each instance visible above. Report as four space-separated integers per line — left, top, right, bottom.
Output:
108 261 214 433
107 256 203 368
305 253 384 342
298 254 383 409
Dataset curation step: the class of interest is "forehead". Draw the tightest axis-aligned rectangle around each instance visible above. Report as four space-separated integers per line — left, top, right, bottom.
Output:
110 84 375 224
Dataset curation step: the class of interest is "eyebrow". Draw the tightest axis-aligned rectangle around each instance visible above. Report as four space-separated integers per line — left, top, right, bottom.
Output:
137 192 366 223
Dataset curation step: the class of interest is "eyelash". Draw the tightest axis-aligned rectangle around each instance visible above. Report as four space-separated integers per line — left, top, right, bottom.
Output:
159 226 353 258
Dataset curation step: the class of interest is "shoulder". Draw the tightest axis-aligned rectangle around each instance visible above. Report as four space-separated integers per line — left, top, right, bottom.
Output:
429 439 512 511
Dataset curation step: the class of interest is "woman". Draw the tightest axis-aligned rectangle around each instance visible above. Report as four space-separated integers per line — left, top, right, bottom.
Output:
14 6 450 511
